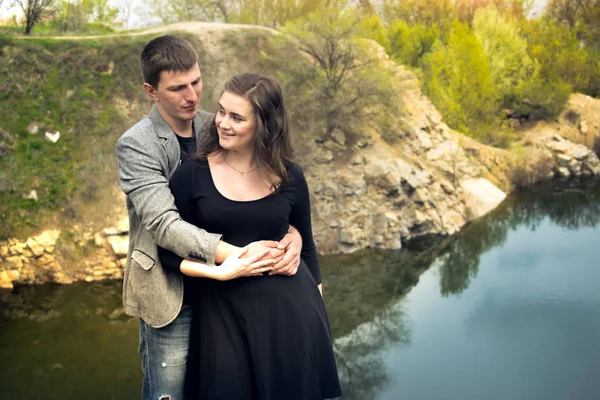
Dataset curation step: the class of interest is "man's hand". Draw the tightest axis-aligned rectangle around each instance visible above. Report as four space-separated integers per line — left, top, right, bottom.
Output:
244 240 284 262
269 226 302 276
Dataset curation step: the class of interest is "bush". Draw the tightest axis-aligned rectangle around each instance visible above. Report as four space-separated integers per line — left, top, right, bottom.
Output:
387 20 440 67
422 20 499 141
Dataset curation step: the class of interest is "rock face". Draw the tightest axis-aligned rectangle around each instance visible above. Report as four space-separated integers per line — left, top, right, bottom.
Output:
0 220 129 289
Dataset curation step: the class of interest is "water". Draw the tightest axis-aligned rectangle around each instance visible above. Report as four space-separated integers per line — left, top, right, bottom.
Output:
1 180 600 399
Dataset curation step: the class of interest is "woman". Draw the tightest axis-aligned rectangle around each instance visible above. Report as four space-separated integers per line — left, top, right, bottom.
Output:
158 73 342 399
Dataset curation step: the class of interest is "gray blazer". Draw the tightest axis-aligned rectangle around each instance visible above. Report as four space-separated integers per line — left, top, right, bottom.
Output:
116 105 221 328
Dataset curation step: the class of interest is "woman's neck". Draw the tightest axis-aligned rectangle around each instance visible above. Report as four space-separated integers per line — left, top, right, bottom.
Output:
222 149 256 172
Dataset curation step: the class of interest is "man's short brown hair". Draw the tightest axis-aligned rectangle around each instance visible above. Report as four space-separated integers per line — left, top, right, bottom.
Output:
140 35 199 88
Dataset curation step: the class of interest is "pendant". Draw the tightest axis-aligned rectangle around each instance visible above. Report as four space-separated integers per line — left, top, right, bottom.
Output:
240 173 245 177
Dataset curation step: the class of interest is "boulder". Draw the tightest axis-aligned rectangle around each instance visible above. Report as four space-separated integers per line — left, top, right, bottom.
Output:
460 178 507 220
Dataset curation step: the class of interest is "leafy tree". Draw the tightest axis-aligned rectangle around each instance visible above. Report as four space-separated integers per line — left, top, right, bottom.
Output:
268 8 398 144
358 13 390 50
422 21 498 141
13 0 56 34
545 0 600 97
455 0 533 23
524 18 589 90
472 7 535 107
386 20 439 67
149 0 233 23
383 0 454 30
52 0 118 31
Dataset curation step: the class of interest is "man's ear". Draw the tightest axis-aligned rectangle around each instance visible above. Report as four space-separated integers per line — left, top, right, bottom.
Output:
144 83 158 101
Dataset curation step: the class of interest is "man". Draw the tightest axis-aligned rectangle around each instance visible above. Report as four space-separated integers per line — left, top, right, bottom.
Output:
116 35 302 400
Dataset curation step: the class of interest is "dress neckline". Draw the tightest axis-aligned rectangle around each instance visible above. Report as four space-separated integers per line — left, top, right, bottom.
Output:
201 158 273 203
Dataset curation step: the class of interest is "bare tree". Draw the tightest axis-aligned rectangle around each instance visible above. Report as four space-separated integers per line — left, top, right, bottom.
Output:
13 0 56 34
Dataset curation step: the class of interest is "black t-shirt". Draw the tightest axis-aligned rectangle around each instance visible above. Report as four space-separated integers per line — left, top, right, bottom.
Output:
175 130 197 304
176 131 197 162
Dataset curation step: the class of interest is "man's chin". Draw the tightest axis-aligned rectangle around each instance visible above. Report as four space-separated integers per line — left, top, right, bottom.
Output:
180 108 197 119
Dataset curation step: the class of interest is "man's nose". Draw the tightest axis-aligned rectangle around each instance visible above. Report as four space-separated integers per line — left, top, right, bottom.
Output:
185 85 198 102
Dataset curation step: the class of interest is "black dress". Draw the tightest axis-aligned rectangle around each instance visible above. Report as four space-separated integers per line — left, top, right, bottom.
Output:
159 158 342 400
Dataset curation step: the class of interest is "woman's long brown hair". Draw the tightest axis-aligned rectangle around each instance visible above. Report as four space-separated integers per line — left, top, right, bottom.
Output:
196 73 294 191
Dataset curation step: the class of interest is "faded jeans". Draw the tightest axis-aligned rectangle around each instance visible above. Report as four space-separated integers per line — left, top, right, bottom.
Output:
139 304 192 400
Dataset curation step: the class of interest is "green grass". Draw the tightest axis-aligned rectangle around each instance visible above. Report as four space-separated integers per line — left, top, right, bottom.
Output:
0 31 232 241
0 35 150 239
0 22 116 37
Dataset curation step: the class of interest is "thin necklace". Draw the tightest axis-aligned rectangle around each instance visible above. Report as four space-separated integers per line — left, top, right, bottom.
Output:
222 152 257 177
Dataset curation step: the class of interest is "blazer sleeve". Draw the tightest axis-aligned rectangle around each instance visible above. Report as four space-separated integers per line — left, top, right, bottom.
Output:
288 164 321 285
116 128 221 265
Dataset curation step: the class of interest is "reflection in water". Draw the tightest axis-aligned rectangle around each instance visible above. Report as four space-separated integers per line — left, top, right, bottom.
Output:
438 179 600 296
0 281 140 399
320 243 451 399
1 179 599 399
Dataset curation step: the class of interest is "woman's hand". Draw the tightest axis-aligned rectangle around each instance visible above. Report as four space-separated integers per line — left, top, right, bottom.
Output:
211 246 276 281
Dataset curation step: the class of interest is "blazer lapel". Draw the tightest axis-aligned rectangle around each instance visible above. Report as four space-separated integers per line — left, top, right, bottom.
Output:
149 105 180 177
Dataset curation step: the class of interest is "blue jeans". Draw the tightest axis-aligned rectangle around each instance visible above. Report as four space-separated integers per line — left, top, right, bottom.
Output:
139 304 192 400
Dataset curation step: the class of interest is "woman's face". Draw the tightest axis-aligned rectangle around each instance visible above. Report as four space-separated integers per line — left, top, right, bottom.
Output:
215 91 256 153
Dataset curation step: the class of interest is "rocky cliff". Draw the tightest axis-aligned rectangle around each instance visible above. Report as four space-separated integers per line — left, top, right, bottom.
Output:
1 23 600 289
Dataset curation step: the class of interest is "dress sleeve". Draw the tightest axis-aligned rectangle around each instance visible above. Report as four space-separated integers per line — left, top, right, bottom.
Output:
288 164 321 285
157 160 196 272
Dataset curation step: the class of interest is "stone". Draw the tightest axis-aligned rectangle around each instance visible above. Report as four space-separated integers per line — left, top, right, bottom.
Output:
352 155 364 165
547 141 571 154
94 232 105 247
557 167 571 177
339 228 363 245
363 158 401 193
102 216 130 236
0 270 12 289
580 121 589 135
415 130 432 151
7 269 19 281
35 230 60 247
106 235 129 258
38 254 55 266
460 178 507 221
330 129 346 146
5 256 23 269
571 144 590 160
44 130 60 143
27 238 45 257
26 121 42 134
556 153 572 168
0 246 8 257
23 190 38 201
314 150 334 164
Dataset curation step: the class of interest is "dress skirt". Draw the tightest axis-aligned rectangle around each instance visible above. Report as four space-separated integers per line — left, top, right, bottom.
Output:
185 260 342 400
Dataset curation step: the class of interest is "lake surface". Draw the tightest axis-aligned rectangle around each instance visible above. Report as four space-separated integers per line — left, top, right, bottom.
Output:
1 179 599 399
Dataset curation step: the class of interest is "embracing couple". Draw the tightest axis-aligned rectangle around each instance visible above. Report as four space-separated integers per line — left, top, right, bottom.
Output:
116 35 341 400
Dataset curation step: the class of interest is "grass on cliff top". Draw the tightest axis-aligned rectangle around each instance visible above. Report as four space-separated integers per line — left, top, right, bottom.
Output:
0 34 152 240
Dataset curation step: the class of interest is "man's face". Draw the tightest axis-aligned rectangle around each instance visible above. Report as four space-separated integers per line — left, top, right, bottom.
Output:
144 64 203 129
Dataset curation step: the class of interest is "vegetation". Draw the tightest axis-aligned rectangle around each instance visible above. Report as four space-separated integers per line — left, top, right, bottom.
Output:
1 0 600 239
0 34 152 239
266 9 400 148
